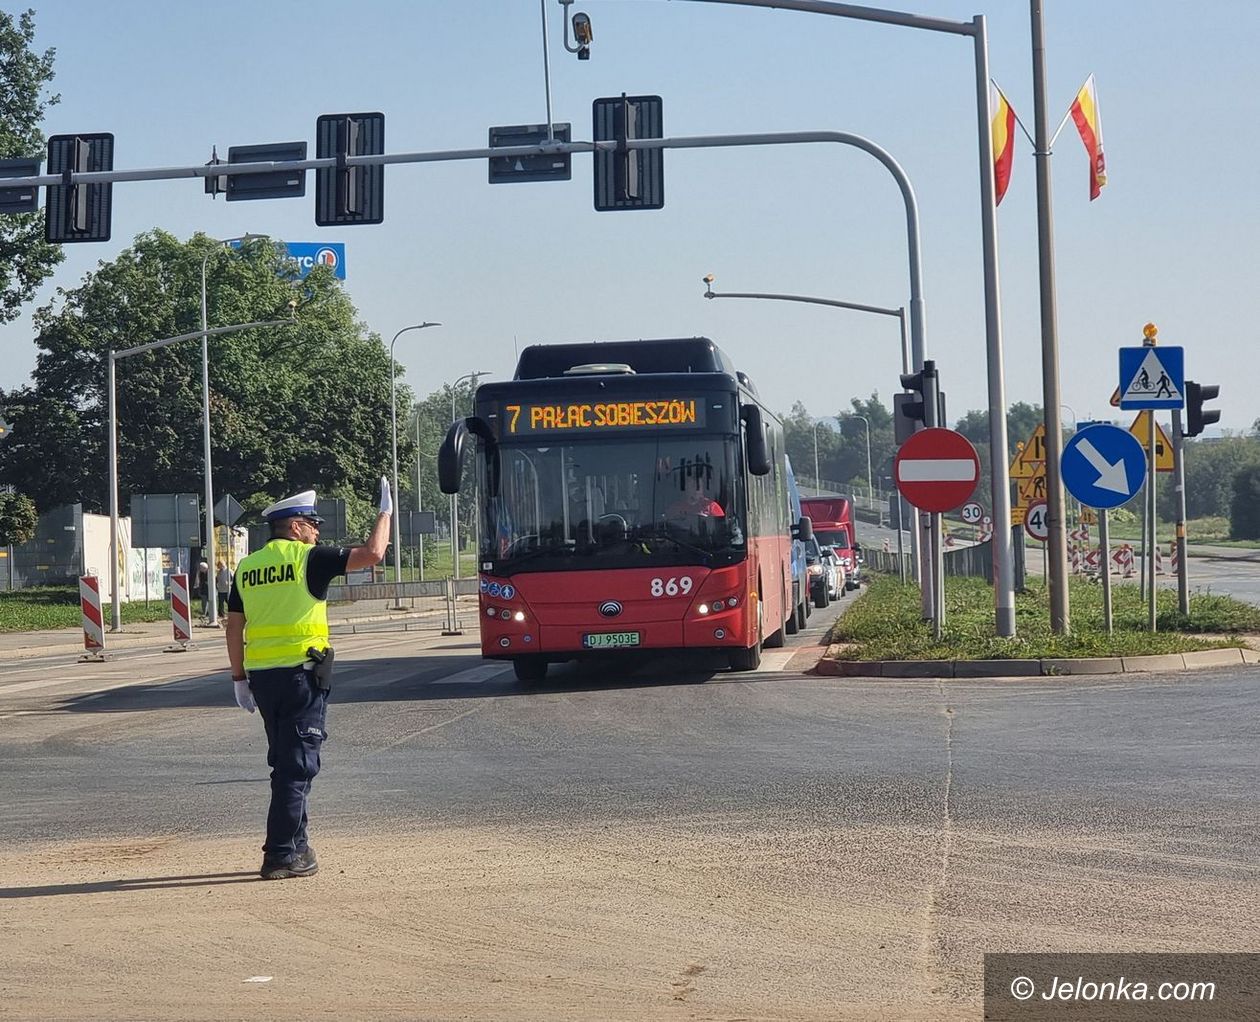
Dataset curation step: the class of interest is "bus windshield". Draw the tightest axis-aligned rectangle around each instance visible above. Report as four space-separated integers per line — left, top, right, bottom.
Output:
480 435 745 572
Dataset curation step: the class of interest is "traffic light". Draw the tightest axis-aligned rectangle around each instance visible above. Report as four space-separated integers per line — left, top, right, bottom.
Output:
316 112 385 225
46 133 114 242
899 360 939 422
1184 380 1220 437
593 94 664 210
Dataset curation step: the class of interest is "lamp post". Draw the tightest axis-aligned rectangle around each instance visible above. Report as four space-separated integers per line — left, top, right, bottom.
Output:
704 278 909 376
108 315 295 631
681 0 1014 636
388 322 442 605
703 276 915 581
812 421 822 490
848 413 873 510
449 371 487 580
199 233 270 626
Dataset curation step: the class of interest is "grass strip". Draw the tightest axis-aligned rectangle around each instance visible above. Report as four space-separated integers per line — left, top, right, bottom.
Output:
830 575 1260 661
0 586 174 632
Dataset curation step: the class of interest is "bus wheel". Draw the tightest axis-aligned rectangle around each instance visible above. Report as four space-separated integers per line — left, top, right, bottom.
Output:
513 657 548 683
729 637 762 671
796 600 807 631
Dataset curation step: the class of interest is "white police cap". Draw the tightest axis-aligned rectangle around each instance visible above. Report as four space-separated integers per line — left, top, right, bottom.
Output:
262 489 323 524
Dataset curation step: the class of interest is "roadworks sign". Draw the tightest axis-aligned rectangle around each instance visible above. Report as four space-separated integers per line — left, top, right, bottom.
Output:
1010 424 1047 480
1128 411 1174 471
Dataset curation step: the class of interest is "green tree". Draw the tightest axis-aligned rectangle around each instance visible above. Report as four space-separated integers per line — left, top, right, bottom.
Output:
837 393 894 492
0 9 63 323
0 491 37 544
955 401 1043 460
404 376 481 538
0 231 406 521
1230 463 1260 540
781 401 840 485
1156 437 1260 522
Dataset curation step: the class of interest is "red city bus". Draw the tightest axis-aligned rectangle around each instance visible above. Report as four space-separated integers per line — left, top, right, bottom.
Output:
438 338 800 682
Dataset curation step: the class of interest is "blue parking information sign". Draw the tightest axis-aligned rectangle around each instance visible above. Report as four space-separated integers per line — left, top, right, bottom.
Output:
1118 346 1183 409
1060 424 1147 508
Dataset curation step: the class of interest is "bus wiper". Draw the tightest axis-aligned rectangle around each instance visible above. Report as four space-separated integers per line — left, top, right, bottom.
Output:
642 528 714 561
500 544 574 569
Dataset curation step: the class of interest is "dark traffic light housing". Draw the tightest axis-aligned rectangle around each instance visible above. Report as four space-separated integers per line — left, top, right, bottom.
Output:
1184 380 1220 437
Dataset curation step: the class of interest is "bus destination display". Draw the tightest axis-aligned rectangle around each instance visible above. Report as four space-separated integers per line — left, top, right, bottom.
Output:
501 398 707 435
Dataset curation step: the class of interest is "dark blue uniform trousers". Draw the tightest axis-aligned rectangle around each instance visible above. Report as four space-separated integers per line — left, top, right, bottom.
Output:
248 665 328 864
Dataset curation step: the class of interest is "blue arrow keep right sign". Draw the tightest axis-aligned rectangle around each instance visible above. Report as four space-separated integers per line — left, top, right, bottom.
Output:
1061 424 1147 508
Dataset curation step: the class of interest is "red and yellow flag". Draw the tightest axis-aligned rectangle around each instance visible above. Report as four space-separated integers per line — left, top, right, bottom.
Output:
1069 74 1106 200
990 81 1016 205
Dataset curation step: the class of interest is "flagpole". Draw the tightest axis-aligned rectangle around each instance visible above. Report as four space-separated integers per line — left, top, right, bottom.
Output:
1031 0 1070 634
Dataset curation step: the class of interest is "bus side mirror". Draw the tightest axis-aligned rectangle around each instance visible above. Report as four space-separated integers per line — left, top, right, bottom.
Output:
741 405 771 476
794 515 813 541
439 417 499 496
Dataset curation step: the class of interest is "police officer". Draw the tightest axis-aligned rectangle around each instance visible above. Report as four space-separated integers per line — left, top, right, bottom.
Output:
225 477 393 880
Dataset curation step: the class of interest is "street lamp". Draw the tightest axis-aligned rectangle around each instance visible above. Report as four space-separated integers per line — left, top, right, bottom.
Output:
108 314 295 631
847 413 874 511
703 275 910 375
704 273 915 586
388 322 442 605
449 371 487 580
199 233 269 626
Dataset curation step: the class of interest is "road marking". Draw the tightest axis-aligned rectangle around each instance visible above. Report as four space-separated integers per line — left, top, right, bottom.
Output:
431 663 512 686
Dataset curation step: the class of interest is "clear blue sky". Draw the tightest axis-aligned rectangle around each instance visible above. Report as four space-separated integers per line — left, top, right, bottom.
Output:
4 0 1256 433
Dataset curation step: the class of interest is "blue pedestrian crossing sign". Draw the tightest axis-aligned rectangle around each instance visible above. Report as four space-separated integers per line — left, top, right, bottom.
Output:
1118 346 1184 409
1061 423 1147 508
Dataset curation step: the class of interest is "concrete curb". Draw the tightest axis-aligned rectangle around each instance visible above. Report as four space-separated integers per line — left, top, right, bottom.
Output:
814 646 1259 679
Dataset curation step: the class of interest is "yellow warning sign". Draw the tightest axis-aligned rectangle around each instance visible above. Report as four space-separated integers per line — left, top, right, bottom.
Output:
1017 474 1049 506
1010 423 1047 480
1081 508 1097 525
1128 411 1174 472
1011 505 1027 526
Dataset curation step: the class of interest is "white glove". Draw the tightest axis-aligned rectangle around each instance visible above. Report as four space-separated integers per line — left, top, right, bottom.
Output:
233 679 256 714
378 475 393 515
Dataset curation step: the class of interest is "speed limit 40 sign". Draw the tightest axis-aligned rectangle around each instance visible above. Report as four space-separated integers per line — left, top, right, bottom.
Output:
1024 500 1049 542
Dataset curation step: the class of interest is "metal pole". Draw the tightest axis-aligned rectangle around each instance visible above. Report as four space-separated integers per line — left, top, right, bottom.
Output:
1172 408 1189 614
1099 507 1112 634
895 490 906 584
107 351 121 632
390 351 401 604
200 255 218 627
416 412 425 583
973 15 1015 637
1031 0 1069 635
922 360 940 628
450 385 459 580
1148 410 1158 631
813 423 820 489
540 0 555 143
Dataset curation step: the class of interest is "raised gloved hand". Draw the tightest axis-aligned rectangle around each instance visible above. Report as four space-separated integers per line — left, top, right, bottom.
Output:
233 679 256 714
378 475 393 515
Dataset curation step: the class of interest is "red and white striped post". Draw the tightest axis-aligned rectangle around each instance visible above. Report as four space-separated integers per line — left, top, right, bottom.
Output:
166 572 194 652
79 574 107 661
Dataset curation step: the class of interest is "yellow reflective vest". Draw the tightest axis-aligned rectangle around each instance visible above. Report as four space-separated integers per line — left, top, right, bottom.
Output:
237 539 330 670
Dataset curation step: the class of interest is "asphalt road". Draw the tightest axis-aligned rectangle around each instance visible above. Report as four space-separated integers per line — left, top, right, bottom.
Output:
2 606 1257 1019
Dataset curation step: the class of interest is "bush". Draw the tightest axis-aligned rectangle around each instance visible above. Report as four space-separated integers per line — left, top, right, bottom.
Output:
1230 464 1260 540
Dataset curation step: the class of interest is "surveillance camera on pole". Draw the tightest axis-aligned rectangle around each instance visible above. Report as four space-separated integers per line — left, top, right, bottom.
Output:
559 0 592 60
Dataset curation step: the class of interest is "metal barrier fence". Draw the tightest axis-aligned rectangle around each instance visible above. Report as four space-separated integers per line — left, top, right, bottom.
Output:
864 540 996 585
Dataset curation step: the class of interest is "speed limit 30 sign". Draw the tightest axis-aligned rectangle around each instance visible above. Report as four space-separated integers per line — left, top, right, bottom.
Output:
1024 500 1049 542
961 501 984 525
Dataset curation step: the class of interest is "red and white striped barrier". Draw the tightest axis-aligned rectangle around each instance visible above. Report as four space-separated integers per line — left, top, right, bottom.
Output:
1111 544 1136 578
1169 540 1180 573
166 572 193 651
79 574 106 661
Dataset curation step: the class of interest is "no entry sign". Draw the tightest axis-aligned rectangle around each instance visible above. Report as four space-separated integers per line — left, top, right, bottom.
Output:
894 428 981 512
